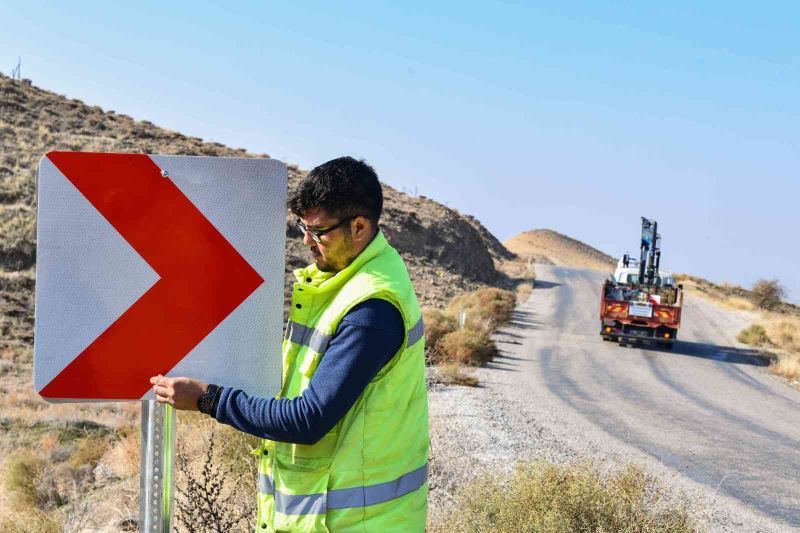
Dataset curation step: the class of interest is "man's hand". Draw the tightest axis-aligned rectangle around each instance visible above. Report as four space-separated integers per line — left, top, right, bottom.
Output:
150 375 208 411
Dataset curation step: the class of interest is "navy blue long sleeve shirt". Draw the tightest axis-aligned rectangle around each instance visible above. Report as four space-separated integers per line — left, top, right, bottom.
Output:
213 299 404 445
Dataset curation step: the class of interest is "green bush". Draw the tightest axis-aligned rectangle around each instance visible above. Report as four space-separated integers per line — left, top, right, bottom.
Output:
431 461 698 533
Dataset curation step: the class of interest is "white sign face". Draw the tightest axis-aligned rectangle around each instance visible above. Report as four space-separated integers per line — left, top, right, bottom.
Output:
34 152 287 402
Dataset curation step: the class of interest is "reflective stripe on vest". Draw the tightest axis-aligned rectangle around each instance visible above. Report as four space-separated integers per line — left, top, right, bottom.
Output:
406 316 424 347
286 321 332 353
258 463 427 515
286 316 424 352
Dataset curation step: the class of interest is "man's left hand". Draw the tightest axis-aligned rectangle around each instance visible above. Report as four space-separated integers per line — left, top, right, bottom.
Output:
150 375 208 411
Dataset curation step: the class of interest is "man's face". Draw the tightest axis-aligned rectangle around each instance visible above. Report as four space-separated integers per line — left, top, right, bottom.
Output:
298 208 358 272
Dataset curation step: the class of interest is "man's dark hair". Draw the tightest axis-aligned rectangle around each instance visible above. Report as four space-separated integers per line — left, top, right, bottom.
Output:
289 156 383 226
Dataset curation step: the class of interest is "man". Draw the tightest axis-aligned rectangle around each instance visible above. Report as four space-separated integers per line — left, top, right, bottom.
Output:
151 156 429 532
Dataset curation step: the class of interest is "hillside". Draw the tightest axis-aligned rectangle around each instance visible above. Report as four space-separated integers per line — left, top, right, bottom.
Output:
0 73 519 529
504 228 616 272
0 72 514 347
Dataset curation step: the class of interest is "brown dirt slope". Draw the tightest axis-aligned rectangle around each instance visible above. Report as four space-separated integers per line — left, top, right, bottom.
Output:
0 72 513 348
504 229 615 271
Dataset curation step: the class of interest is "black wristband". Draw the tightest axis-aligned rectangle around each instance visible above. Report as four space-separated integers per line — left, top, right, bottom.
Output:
197 384 222 416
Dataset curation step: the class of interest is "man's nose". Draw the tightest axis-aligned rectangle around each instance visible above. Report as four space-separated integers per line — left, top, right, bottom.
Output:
302 230 315 247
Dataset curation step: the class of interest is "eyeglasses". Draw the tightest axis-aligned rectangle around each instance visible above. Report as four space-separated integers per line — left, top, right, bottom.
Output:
295 216 356 244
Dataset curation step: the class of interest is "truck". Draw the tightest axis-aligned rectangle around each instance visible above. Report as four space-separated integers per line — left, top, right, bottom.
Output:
599 218 683 349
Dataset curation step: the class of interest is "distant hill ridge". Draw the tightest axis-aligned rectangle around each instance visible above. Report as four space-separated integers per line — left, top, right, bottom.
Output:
504 228 616 272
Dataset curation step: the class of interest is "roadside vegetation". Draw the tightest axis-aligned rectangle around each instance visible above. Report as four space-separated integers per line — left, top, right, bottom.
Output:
737 316 800 383
674 274 800 385
430 461 698 533
423 286 522 388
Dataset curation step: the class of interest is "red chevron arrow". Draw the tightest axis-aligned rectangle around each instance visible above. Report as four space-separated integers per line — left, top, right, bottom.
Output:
40 152 264 399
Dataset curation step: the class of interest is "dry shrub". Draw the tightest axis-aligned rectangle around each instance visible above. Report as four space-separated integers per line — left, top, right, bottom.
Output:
772 354 800 381
751 279 785 311
736 324 772 347
434 363 479 387
4 450 64 509
68 436 111 470
430 461 698 533
516 282 533 303
447 287 516 327
175 421 257 533
103 426 140 479
765 317 800 353
437 328 496 366
764 317 800 381
423 308 457 358
0 509 62 532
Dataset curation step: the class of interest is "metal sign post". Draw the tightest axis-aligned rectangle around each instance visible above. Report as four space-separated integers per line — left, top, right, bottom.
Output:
140 401 176 532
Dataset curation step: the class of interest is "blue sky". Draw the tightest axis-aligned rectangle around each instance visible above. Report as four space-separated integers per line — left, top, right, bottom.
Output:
2 1 798 301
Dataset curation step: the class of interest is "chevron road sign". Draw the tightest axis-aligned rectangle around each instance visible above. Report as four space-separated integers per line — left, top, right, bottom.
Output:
34 152 286 401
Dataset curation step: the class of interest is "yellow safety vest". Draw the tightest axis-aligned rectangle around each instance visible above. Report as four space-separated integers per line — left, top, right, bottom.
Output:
255 231 428 532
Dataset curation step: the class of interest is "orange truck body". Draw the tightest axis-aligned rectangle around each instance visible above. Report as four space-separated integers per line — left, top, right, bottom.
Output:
599 280 683 347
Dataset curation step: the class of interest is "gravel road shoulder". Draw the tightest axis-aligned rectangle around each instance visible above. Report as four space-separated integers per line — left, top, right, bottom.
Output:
427 275 796 532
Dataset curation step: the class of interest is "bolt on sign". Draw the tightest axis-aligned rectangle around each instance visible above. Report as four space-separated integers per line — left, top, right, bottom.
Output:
34 152 286 402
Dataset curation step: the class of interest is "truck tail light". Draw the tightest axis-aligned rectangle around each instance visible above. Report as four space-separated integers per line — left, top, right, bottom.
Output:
655 308 675 322
605 326 612 333
605 303 628 318
663 332 671 339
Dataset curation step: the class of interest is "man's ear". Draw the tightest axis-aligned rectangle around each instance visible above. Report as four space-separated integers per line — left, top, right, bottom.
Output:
352 216 372 242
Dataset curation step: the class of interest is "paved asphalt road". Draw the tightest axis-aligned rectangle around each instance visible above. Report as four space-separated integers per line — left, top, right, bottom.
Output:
519 265 800 529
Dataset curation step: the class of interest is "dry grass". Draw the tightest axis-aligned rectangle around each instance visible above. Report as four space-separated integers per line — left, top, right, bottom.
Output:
432 363 479 387
423 308 458 359
497 256 538 279
446 287 516 331
724 296 755 311
736 324 772 347
764 316 800 382
737 315 800 382
675 274 799 316
516 281 533 302
430 461 698 533
0 508 62 532
437 328 496 366
424 287 517 366
4 450 47 507
102 425 141 479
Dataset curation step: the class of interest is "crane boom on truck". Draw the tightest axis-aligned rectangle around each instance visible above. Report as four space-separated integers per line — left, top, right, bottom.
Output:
599 217 683 349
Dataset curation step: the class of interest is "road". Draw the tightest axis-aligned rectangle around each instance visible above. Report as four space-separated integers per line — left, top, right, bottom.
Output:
428 265 800 531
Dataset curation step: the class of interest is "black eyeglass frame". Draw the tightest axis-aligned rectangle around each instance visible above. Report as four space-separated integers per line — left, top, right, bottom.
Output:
295 216 357 244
